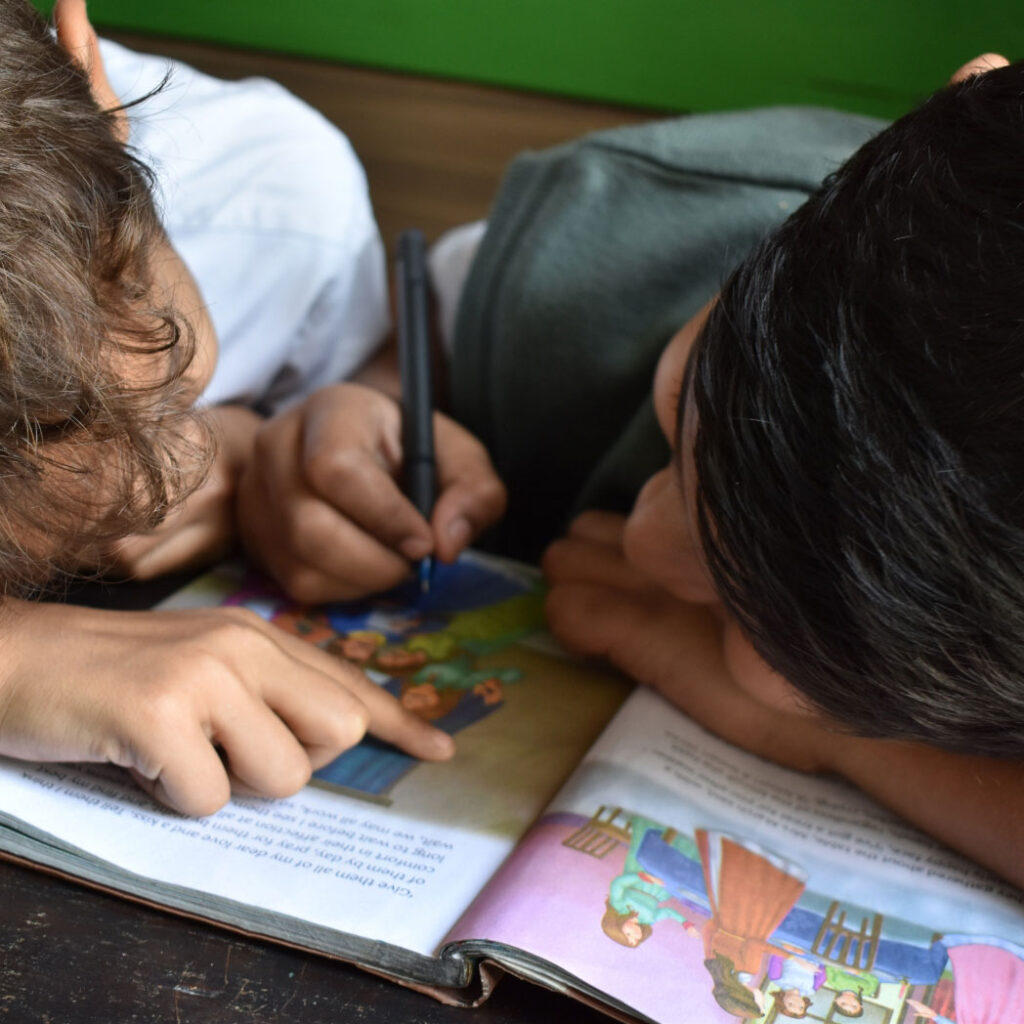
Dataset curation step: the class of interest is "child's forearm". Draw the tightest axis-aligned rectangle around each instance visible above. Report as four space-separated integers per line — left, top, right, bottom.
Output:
827 734 1024 889
353 334 449 412
205 403 264 514
352 337 401 398
208 403 264 474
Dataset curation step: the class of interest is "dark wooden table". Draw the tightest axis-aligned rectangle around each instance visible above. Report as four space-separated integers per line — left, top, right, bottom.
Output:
1 857 613 1023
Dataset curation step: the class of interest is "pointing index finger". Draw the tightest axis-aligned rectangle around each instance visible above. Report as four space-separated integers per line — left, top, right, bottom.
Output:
269 625 456 762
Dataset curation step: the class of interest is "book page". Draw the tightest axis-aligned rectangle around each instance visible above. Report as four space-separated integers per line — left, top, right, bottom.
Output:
1 760 503 955
0 556 628 961
449 687 1024 1024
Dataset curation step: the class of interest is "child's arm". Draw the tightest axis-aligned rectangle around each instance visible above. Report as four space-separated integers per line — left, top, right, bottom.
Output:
235 382 507 603
822 728 1024 890
543 512 1024 889
0 598 453 816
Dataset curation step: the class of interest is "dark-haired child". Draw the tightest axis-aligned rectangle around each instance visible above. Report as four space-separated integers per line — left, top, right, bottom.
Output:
240 54 1024 887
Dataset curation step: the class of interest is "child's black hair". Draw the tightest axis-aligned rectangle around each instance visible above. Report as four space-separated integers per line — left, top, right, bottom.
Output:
693 62 1024 755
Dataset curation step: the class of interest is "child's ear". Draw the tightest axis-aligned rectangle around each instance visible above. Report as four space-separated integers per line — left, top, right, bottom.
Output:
53 0 128 142
949 53 1009 85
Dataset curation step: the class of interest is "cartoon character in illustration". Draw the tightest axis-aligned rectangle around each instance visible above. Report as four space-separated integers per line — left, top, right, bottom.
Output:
313 659 522 799
696 829 807 1018
602 815 702 947
373 646 429 673
328 629 386 665
768 955 822 1018
768 955 879 1018
831 989 864 1018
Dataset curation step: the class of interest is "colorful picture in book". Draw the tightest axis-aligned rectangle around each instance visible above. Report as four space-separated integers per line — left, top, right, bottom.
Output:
197 558 628 832
447 806 1023 1024
224 559 538 803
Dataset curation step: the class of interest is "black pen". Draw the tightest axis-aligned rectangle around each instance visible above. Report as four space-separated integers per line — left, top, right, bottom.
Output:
396 228 437 594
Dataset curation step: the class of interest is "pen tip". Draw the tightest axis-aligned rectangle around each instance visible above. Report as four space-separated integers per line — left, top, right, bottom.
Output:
419 558 433 594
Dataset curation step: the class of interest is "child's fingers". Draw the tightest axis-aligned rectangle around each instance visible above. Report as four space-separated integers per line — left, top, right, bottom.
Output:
544 580 686 680
565 510 629 546
244 386 505 600
242 440 415 603
116 621 343 813
299 385 436 554
546 579 721 713
307 456 435 564
109 516 234 580
949 53 1008 84
0 601 446 820
308 404 506 567
431 479 506 563
541 512 640 592
545 581 630 659
128 727 233 818
261 495 418 603
546 581 827 773
244 387 436 600
542 531 652 593
431 415 508 562
544 509 672 591
129 609 451 812
270 628 455 762
347 682 456 762
210 693 329 799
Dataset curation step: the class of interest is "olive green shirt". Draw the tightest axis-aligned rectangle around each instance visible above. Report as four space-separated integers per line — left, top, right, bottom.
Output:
451 107 884 561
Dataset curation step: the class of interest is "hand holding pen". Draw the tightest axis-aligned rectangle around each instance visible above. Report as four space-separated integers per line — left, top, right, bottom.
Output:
234 233 507 604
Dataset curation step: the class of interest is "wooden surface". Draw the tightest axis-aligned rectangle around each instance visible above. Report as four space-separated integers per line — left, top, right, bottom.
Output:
107 31 658 252
2 39 650 1024
1 857 613 1024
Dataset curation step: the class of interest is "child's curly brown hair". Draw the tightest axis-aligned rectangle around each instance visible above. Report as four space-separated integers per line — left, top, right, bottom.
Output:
0 0 212 594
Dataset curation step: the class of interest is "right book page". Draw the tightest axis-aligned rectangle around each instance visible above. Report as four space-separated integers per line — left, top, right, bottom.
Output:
446 687 1024 1024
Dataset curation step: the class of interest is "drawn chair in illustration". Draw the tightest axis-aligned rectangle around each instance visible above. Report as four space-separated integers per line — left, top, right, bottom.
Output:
562 806 631 858
811 900 883 971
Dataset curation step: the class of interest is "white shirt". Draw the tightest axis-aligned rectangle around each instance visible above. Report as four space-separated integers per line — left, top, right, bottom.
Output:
101 39 390 413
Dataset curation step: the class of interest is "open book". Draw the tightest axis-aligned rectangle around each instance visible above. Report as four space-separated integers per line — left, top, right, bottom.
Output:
2 554 1023 1024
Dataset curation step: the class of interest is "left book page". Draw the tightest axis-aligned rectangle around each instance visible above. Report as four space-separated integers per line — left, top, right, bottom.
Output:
0 556 630 987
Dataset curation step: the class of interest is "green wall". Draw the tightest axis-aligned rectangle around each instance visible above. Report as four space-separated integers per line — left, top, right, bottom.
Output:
33 1 1023 119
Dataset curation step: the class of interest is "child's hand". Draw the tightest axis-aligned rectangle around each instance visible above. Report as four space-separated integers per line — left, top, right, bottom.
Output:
236 383 507 603
542 511 835 774
0 599 454 816
103 405 263 580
